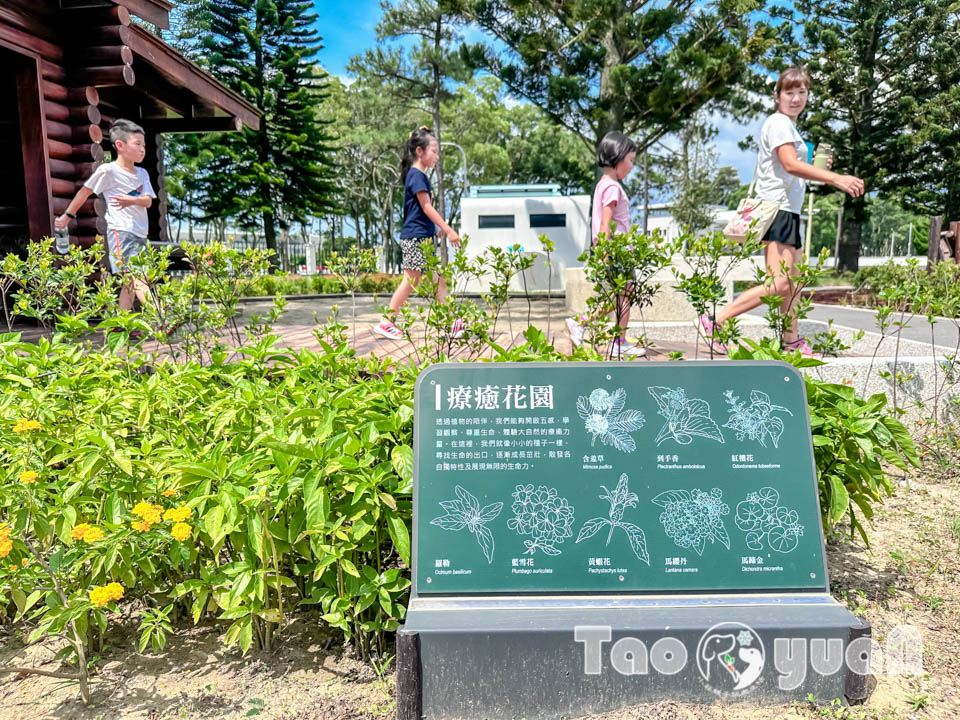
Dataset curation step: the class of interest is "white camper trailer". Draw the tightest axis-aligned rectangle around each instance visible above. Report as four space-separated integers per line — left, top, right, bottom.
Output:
459 185 590 293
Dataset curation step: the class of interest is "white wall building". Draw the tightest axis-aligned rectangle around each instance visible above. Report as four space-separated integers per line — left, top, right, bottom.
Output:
643 202 739 241
459 185 590 292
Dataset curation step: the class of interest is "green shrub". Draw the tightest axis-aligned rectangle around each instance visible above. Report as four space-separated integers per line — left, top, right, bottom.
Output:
731 338 920 543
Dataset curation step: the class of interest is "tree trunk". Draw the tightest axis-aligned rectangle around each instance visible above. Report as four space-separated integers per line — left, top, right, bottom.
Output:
433 16 447 264
838 194 866 272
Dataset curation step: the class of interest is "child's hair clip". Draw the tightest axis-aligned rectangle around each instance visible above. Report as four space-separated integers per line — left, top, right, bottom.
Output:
409 125 432 138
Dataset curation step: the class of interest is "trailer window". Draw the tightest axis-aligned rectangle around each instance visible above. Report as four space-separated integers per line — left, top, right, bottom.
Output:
529 213 566 228
478 215 515 229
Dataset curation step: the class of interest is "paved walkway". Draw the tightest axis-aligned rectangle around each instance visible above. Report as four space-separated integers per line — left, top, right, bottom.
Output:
747 303 960 350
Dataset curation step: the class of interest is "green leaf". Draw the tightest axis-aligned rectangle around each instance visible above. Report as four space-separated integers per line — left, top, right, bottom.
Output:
304 470 329 531
827 475 850 526
391 445 413 488
386 511 411 566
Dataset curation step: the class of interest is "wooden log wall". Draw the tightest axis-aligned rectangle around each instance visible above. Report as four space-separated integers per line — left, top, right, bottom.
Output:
22 3 137 250
144 132 169 243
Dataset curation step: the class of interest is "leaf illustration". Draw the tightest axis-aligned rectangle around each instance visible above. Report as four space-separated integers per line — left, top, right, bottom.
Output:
745 531 764 550
647 386 674 413
540 544 562 557
687 398 711 417
474 524 495 564
655 422 674 446
766 416 785 448
693 537 706 556
613 410 645 432
683 414 725 443
455 485 480 514
619 522 650 565
430 515 468 531
478 502 503 523
750 390 771 407
712 518 731 550
439 500 463 514
576 395 591 420
608 428 636 452
576 518 609 543
757 487 779 508
609 388 626 417
651 490 691 507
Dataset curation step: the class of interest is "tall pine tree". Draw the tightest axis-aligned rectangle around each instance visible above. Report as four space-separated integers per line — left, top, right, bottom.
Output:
774 0 960 271
456 0 773 155
203 0 339 268
348 1 472 250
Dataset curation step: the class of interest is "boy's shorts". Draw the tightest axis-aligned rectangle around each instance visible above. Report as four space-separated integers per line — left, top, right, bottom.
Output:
398 237 435 271
105 229 147 273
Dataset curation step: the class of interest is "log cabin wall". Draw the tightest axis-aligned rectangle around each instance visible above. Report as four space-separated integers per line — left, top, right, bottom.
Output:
1 0 258 257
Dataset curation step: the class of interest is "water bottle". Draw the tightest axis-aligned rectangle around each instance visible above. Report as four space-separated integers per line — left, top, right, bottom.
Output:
54 227 70 254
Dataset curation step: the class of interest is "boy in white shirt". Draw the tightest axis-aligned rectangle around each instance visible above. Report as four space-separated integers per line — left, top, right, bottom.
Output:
55 119 156 311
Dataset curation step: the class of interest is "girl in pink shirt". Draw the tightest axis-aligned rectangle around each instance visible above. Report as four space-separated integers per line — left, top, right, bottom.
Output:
567 132 644 358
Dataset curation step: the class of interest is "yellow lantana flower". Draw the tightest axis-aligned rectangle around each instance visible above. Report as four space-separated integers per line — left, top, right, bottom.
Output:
18 470 38 485
161 489 178 497
0 538 12 559
71 523 104 543
171 522 192 542
131 520 151 532
132 502 163 524
21 558 28 567
13 419 42 433
163 505 192 523
0 523 11 540
89 582 124 607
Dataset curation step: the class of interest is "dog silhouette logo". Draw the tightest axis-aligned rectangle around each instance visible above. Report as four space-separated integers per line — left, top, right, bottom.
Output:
696 622 765 695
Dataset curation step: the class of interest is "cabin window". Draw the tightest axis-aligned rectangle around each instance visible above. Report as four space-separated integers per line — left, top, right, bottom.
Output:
478 215 515 229
529 213 566 228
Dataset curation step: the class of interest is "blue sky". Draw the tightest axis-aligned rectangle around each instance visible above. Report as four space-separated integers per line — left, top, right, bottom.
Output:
316 0 764 185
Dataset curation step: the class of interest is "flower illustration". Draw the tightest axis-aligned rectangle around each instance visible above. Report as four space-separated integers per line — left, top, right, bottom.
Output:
576 473 650 564
723 390 793 448
735 487 804 553
508 484 575 556
577 387 645 452
648 386 724 446
652 488 730 556
18 470 38 485
430 485 503 563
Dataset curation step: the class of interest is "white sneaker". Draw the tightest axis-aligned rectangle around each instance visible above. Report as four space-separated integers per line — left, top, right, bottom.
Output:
611 339 646 358
373 320 403 340
565 316 585 347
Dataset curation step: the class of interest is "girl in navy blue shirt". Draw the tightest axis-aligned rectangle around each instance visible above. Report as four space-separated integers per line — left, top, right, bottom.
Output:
375 127 462 340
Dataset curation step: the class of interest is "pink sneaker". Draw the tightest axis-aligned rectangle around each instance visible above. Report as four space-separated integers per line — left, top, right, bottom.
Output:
784 337 823 359
697 313 727 354
373 320 403 340
449 319 466 339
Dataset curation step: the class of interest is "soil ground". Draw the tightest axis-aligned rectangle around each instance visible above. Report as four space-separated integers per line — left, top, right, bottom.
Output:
2 450 959 720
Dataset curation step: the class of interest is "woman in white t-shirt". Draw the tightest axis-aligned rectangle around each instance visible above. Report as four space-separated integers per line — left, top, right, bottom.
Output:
699 67 865 357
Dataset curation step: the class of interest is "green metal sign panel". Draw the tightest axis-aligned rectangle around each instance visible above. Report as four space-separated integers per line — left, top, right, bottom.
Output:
413 362 828 594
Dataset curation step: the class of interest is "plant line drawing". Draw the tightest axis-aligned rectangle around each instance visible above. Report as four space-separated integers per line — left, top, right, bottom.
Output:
508 484 575 556
723 390 793 449
575 473 650 565
648 386 724 446
429 485 503 563
576 387 645 452
734 487 805 554
652 487 730 556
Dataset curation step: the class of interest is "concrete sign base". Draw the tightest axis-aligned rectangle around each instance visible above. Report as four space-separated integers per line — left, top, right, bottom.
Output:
397 594 870 719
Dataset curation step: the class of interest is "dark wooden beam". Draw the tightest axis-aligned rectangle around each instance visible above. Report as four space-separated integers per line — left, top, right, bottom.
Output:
130 65 195 117
61 4 132 26
0 18 64 61
44 100 101 126
108 0 172 30
144 116 243 134
42 81 99 105
83 45 135 66
126 26 260 130
78 65 136 87
82 25 132 46
15 58 54 241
